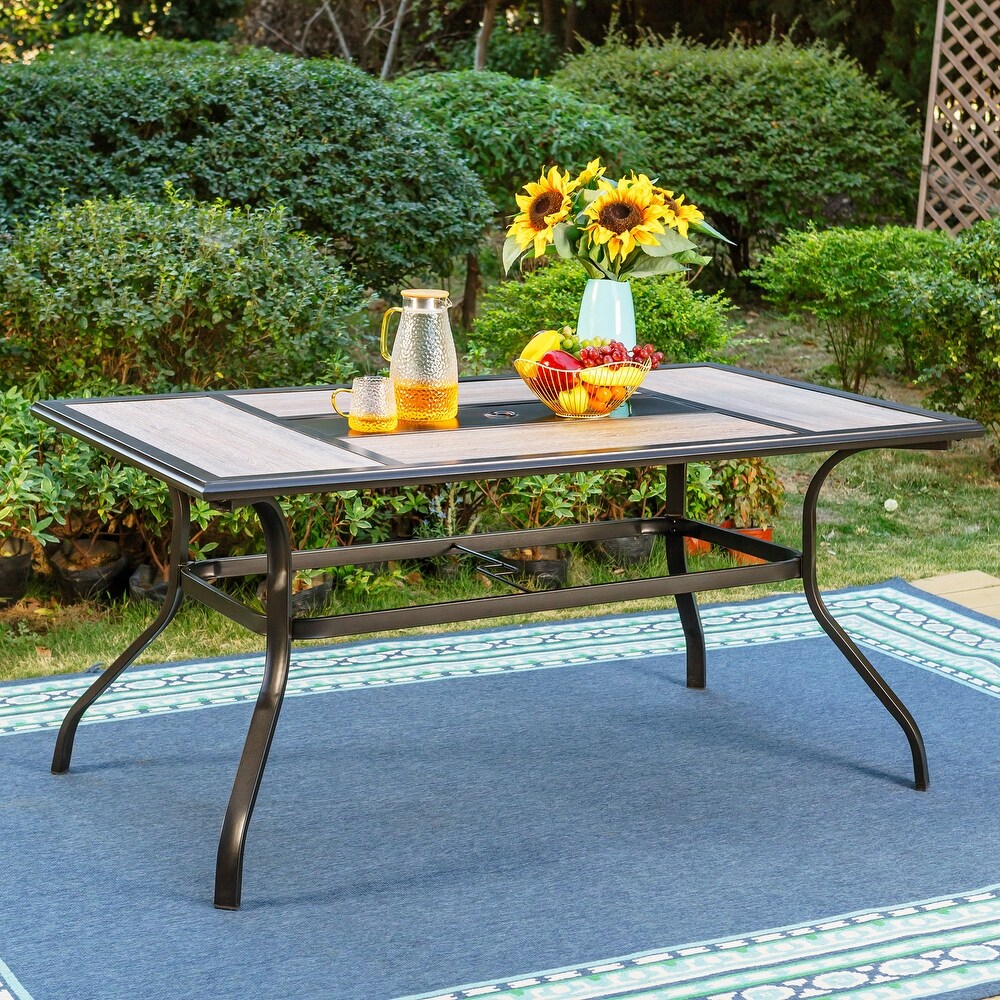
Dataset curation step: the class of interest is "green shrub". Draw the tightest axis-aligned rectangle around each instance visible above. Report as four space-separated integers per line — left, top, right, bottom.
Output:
552 36 922 272
470 261 736 368
752 225 951 392
0 195 365 397
394 70 649 218
0 39 490 292
892 217 1000 437
0 386 68 546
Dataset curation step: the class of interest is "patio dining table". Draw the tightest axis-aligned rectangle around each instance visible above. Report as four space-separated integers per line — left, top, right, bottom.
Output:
31 364 984 909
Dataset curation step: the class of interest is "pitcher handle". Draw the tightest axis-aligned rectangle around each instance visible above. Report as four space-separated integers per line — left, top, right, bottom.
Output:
380 307 402 362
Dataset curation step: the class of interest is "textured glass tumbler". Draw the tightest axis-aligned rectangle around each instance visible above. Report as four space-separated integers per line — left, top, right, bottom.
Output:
332 376 398 433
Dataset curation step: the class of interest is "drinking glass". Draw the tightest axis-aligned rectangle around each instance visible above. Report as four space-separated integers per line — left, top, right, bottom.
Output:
332 376 398 433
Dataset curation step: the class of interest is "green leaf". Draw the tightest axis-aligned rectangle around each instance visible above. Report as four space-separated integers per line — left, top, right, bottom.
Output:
691 219 734 244
674 249 712 266
553 223 574 259
628 254 688 277
502 235 524 275
641 229 698 256
578 253 617 280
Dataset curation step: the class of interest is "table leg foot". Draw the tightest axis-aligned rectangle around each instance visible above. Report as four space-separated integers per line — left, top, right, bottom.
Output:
665 538 706 689
51 489 190 774
214 499 292 910
665 465 706 689
803 451 929 791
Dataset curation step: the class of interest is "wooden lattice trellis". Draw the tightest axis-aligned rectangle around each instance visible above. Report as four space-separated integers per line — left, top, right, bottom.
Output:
917 0 1000 234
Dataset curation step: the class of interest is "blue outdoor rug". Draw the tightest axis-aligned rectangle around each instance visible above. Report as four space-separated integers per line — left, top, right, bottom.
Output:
1 579 999 1000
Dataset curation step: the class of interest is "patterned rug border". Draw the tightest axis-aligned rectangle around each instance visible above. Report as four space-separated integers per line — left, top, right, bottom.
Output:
0 958 32 1000
396 884 1000 1000
1 584 997 737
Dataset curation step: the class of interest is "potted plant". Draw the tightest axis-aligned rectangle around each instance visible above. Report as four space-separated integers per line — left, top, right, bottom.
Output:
711 457 786 564
504 157 727 346
580 467 663 564
0 470 56 606
478 475 577 588
0 390 68 606
44 440 131 602
682 462 724 556
570 464 723 563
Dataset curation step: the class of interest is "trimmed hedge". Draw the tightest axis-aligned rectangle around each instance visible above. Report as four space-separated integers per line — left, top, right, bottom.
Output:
0 38 491 292
552 37 922 271
0 195 365 397
471 261 736 368
394 70 649 216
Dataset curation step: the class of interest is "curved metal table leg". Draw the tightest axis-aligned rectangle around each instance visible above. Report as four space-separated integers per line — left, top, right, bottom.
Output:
665 464 706 689
214 499 292 910
51 488 191 774
802 450 929 790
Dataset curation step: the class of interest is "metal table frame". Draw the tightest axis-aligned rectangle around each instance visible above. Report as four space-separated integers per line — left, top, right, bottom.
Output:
31 366 984 909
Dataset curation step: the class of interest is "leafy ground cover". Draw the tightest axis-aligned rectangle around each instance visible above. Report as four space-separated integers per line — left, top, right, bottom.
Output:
1 310 996 682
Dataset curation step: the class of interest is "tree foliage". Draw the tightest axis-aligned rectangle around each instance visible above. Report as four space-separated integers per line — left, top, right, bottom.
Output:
552 36 922 271
0 0 241 59
3 1 940 116
0 38 490 292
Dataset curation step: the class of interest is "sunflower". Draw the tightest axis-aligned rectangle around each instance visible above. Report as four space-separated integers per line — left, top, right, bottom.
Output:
507 165 574 258
572 157 606 189
581 173 668 264
652 187 704 239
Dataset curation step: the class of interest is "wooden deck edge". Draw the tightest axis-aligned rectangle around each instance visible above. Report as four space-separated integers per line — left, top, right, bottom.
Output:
909 571 1000 618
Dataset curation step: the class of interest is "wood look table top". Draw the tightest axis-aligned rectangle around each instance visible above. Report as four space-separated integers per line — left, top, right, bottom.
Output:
31 364 984 502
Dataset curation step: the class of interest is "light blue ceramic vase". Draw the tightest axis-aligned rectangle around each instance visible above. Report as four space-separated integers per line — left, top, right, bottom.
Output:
576 278 636 348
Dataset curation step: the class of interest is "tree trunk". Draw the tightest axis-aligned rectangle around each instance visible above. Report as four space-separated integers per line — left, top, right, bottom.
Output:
474 0 500 71
380 0 411 79
541 0 557 37
461 251 481 330
563 0 577 51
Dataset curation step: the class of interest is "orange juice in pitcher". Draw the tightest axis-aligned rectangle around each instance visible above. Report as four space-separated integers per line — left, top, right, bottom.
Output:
380 289 459 423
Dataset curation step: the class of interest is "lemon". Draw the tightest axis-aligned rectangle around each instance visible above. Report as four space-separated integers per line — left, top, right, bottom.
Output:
556 385 591 415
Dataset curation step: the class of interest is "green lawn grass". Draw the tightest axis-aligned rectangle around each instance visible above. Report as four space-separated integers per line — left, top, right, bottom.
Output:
2 312 996 682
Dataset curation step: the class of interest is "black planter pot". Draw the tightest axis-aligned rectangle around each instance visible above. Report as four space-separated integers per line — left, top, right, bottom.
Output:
257 576 334 616
49 538 130 602
592 533 657 566
499 546 569 590
129 563 170 606
0 537 33 607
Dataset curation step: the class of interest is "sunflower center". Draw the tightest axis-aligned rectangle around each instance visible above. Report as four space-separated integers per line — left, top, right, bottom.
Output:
529 191 564 228
599 200 642 234
661 194 679 214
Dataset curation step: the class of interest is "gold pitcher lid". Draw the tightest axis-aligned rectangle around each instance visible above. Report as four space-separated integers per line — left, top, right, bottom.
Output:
400 288 451 310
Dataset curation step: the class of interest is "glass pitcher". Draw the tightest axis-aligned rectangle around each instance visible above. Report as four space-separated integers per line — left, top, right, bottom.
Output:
380 289 459 423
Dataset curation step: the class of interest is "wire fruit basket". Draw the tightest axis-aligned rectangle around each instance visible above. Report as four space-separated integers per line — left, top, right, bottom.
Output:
513 358 651 418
